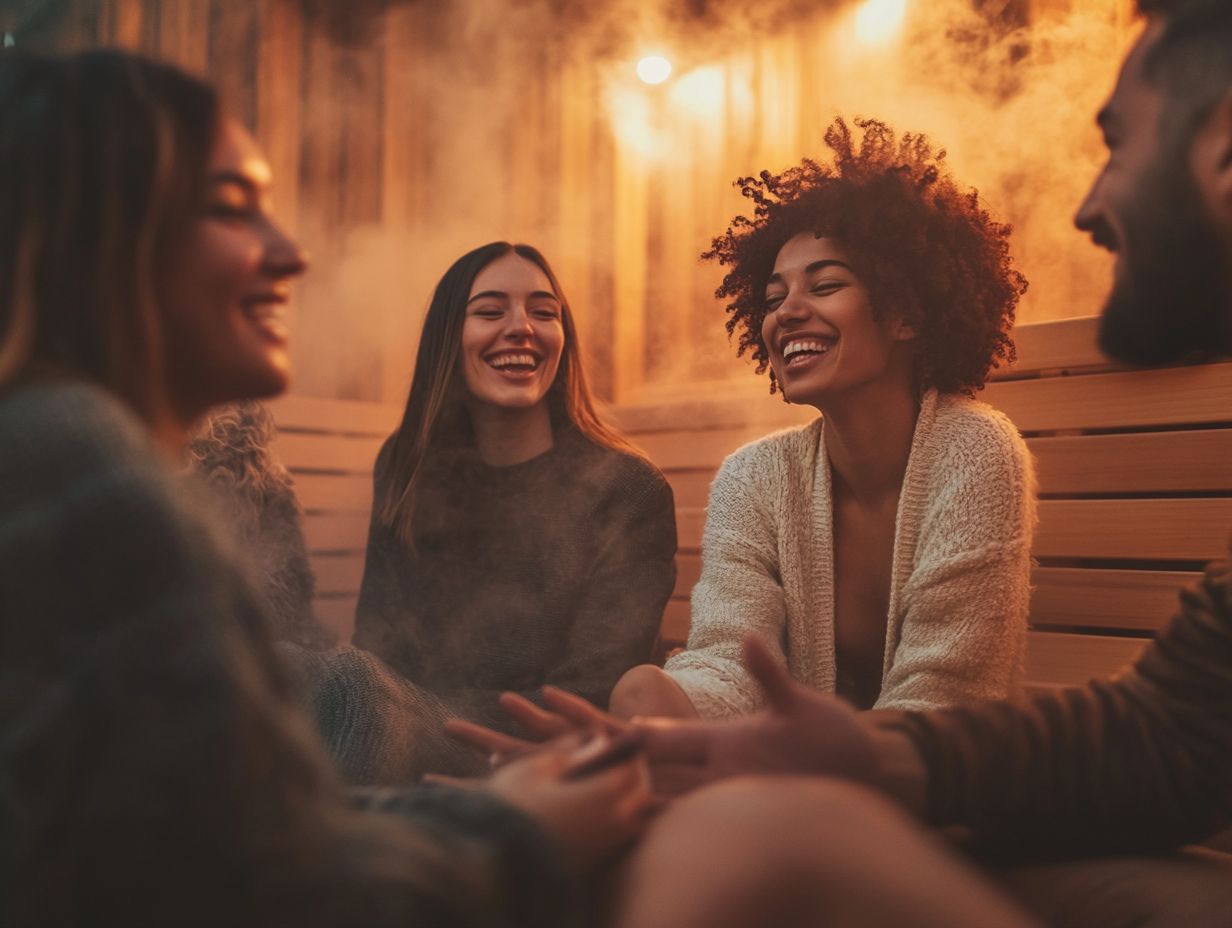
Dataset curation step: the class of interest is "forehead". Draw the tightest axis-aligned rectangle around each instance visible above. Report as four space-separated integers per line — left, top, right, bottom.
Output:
1100 20 1167 136
771 232 850 275
209 118 272 187
470 253 555 295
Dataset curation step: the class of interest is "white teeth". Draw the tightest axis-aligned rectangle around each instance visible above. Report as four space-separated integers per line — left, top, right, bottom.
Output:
782 339 833 361
249 304 285 323
489 353 538 369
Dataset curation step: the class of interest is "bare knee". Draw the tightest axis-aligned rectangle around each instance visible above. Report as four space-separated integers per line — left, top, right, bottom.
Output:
610 664 697 719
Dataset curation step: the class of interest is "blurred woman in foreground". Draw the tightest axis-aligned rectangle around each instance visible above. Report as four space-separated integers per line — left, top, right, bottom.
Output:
0 49 645 927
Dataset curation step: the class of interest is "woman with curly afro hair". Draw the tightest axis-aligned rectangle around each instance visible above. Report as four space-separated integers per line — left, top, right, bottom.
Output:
611 117 1037 719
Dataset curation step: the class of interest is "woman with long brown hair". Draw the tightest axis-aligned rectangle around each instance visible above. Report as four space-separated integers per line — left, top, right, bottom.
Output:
351 242 677 755
0 49 647 926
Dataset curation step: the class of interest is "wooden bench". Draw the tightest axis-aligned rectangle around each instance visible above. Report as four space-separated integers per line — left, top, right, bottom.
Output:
271 315 1232 689
268 394 400 642
609 315 1232 688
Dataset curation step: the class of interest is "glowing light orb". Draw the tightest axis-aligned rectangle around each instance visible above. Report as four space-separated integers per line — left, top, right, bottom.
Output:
636 55 673 85
855 0 909 45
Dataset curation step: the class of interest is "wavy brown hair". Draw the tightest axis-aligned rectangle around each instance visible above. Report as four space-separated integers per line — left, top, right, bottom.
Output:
704 117 1027 397
380 241 640 546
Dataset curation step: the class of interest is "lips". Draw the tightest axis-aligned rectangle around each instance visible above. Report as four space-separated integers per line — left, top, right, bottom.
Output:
779 333 837 371
485 349 543 381
242 294 289 345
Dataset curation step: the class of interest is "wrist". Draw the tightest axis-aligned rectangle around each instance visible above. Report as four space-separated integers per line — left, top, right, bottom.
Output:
862 714 928 815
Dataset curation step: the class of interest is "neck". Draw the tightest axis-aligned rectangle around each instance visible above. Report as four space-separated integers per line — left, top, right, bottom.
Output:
467 399 555 466
817 378 921 507
150 411 197 463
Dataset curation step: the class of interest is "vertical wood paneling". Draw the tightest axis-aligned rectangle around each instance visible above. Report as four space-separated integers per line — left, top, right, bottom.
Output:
256 0 302 235
208 0 258 130
152 0 209 73
27 0 1127 407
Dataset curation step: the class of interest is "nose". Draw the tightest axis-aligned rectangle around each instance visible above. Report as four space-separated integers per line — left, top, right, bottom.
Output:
504 304 534 340
1073 171 1103 234
774 291 812 325
262 219 309 280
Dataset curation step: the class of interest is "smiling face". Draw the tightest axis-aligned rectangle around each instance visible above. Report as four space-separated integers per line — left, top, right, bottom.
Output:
1075 20 1232 364
761 232 915 409
159 118 307 420
460 252 566 410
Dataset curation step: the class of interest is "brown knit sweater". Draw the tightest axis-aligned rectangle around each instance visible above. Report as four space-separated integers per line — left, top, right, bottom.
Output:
893 547 1232 861
354 425 677 730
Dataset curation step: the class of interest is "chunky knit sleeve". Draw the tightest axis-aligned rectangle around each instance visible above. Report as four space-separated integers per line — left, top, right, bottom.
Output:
890 555 1232 859
666 441 788 718
876 404 1035 710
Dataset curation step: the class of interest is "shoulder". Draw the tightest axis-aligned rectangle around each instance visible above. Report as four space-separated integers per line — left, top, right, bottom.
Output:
571 432 674 508
927 393 1030 474
716 418 823 487
0 380 161 494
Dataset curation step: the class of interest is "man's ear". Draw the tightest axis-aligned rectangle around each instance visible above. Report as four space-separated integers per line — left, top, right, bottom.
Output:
891 318 917 342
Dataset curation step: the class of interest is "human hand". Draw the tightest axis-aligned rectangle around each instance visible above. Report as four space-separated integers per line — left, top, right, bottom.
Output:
445 686 627 768
635 636 880 796
484 733 654 870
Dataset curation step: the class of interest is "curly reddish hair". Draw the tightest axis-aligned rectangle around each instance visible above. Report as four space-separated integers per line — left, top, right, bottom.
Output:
703 117 1027 396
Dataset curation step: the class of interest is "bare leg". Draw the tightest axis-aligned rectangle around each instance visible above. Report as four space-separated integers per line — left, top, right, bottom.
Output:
609 664 699 720
614 777 1043 928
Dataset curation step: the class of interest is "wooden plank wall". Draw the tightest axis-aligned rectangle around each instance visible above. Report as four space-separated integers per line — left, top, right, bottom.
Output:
9 0 1137 411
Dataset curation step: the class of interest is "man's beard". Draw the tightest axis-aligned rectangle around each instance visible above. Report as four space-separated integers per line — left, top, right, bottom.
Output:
1098 158 1232 366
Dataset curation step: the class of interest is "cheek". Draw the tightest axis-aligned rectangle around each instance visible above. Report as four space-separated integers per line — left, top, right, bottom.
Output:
761 315 778 358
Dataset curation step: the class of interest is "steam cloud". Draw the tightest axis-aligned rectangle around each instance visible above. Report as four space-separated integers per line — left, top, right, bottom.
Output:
288 0 1128 404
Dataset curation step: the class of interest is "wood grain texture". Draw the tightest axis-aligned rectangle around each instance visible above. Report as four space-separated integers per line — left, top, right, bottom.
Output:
1030 567 1198 632
1029 429 1232 494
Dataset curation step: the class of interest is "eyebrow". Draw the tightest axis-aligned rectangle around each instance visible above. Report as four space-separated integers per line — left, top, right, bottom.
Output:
466 289 561 306
766 259 853 288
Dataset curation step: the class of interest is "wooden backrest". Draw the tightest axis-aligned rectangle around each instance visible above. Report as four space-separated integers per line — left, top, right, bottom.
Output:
610 316 1232 687
267 317 1232 684
268 395 401 642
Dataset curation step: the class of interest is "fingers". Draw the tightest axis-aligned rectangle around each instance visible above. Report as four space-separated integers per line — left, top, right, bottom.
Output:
632 716 712 763
422 772 481 789
743 635 798 715
499 691 573 740
444 717 534 761
542 686 627 735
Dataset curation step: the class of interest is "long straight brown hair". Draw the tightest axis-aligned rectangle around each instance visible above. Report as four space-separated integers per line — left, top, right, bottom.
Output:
380 241 640 546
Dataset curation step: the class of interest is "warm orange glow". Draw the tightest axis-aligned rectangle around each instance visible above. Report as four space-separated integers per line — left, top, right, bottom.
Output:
855 0 909 44
608 84 661 157
669 66 725 118
637 55 672 85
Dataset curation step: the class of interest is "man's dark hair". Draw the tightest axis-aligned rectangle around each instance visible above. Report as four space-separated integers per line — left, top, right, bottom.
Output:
1137 0 1232 143
703 117 1026 397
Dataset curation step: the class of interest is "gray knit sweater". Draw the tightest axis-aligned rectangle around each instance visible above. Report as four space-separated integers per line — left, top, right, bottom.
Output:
0 380 579 928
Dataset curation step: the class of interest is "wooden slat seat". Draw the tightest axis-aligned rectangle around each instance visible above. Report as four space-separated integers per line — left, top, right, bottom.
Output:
265 316 1230 687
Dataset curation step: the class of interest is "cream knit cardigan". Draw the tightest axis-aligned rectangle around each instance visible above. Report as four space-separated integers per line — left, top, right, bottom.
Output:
666 390 1036 717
